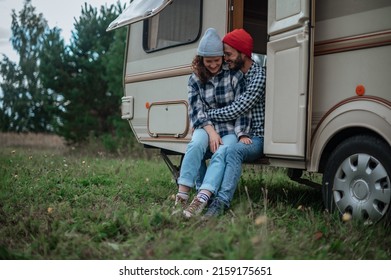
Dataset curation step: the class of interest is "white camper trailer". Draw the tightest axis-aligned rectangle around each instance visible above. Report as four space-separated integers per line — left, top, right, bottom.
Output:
107 0 391 223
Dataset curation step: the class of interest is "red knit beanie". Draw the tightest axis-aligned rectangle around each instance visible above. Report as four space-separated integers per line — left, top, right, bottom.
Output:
222 29 253 58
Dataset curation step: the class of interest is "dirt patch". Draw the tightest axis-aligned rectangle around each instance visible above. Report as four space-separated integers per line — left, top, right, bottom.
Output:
0 132 66 150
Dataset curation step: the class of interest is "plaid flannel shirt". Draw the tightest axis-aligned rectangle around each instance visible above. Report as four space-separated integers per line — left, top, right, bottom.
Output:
188 64 250 138
207 62 266 137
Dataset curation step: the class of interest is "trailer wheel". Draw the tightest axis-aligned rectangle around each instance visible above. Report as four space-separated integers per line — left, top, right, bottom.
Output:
322 135 391 224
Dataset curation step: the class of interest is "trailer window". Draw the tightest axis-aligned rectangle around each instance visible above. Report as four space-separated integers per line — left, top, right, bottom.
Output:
143 0 202 52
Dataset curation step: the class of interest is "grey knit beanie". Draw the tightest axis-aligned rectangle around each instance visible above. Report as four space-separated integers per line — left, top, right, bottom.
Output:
197 28 223 57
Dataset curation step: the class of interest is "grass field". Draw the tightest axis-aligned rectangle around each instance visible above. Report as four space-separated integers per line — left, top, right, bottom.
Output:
0 135 390 260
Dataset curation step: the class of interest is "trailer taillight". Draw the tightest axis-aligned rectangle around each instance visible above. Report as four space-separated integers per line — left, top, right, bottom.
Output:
356 84 365 96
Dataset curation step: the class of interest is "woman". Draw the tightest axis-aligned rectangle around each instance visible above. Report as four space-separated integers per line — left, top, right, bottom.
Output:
173 28 250 217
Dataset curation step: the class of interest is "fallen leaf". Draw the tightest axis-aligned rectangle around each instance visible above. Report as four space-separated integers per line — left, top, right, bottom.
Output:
145 248 154 257
314 231 323 240
251 236 261 245
342 213 352 222
107 242 120 251
254 215 267 225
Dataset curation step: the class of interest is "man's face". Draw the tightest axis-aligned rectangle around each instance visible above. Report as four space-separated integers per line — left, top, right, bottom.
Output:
223 43 245 71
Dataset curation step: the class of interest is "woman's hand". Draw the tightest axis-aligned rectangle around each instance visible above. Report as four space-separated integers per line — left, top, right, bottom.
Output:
203 125 222 153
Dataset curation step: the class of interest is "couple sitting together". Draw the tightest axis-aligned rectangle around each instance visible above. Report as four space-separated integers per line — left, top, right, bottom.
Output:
173 28 266 218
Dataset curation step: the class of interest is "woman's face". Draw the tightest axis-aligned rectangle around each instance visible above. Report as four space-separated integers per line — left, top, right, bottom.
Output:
203 56 223 75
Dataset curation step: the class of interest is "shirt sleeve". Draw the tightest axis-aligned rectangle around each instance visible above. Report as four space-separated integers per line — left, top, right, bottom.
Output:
235 111 251 138
187 75 213 128
207 66 266 122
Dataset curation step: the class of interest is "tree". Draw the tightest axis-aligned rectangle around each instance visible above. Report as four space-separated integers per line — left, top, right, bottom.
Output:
0 57 19 131
102 13 128 140
39 2 126 142
1 0 127 143
38 27 70 134
0 0 60 132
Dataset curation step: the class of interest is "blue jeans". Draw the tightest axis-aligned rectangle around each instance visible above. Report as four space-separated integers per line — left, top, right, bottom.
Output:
177 128 237 189
198 140 232 194
215 136 264 207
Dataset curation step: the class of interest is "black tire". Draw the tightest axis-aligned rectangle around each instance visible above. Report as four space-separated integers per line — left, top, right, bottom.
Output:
322 135 391 224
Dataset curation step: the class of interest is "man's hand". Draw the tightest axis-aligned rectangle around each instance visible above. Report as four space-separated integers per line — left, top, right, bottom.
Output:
239 136 252 144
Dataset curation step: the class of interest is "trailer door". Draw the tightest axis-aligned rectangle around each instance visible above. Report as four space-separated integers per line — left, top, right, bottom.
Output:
264 0 313 159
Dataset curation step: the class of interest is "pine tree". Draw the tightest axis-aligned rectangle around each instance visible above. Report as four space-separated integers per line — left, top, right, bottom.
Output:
0 0 60 132
41 2 126 142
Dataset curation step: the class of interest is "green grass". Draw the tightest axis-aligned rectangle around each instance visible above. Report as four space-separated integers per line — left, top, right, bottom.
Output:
0 147 390 260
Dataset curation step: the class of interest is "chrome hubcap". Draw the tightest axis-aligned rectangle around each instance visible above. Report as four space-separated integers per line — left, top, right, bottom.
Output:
333 153 391 223
351 179 369 201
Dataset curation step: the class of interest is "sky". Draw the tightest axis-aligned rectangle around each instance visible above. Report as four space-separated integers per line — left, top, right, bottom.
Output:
0 0 126 62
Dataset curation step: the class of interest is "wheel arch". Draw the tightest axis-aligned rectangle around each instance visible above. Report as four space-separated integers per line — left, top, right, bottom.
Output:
309 97 391 173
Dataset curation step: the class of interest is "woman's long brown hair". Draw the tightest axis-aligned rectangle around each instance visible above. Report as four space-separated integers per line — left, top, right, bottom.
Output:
191 55 216 85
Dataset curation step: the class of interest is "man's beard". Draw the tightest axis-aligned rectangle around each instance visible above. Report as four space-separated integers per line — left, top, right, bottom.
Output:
231 55 245 71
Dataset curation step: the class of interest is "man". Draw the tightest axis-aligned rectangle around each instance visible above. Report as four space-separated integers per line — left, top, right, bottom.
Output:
203 28 266 217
